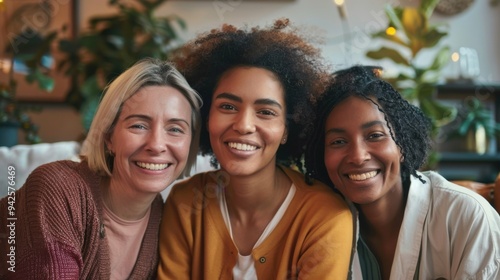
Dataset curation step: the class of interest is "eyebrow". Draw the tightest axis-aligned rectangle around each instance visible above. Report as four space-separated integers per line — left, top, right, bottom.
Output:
124 114 190 127
215 92 283 109
326 120 385 134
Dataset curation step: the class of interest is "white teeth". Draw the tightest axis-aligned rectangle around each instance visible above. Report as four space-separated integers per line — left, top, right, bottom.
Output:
228 142 257 151
136 162 169 170
348 171 377 181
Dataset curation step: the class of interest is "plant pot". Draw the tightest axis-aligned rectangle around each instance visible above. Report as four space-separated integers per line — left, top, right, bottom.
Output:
465 127 488 154
0 121 20 147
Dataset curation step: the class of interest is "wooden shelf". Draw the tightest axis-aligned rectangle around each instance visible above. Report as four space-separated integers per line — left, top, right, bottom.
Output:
435 84 500 183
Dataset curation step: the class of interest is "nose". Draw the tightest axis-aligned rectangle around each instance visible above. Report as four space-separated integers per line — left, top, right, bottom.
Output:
233 110 256 134
347 140 370 165
146 127 167 154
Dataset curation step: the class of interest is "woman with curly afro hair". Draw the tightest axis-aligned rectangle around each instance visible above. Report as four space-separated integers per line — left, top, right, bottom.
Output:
158 19 354 279
305 65 500 279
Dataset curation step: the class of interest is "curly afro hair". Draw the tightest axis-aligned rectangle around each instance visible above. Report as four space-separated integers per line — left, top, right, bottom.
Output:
305 65 432 190
172 18 331 169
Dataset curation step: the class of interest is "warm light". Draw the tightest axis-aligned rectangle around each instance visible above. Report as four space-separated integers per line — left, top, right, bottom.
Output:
333 0 347 19
451 52 460 62
385 27 396 36
0 59 11 74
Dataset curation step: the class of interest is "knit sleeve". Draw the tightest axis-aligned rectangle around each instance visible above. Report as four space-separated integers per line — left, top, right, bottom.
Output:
158 176 202 280
1 161 92 279
295 188 354 279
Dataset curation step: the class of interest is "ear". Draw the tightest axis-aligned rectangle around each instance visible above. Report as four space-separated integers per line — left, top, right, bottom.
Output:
105 133 113 154
281 127 288 144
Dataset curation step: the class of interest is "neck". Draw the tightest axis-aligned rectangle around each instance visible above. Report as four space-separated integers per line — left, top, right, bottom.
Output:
224 165 291 217
358 186 406 239
357 186 406 280
101 177 155 221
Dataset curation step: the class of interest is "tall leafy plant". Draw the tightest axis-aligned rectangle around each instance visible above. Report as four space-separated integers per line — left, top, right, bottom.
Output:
0 29 57 144
365 0 457 167
58 0 187 131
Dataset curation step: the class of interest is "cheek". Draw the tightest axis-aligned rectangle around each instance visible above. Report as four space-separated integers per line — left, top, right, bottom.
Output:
171 137 192 158
324 150 341 179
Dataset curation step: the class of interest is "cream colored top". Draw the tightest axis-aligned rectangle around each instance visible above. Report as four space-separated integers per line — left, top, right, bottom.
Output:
103 203 151 280
219 184 296 280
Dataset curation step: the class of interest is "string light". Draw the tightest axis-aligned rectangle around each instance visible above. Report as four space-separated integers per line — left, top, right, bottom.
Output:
386 27 396 36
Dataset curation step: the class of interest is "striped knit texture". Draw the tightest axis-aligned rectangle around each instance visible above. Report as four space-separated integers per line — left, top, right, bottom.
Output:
0 160 163 279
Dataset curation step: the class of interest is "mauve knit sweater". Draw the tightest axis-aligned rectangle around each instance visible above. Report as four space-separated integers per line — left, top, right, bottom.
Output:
0 160 163 279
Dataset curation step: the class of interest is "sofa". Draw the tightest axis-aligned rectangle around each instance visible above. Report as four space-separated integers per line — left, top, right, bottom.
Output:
0 141 82 198
0 141 214 199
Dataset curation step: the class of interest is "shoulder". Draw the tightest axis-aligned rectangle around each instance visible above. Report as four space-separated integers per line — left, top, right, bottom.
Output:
283 167 351 215
28 160 96 183
167 170 222 201
284 167 345 198
418 171 500 227
421 171 492 208
18 160 100 206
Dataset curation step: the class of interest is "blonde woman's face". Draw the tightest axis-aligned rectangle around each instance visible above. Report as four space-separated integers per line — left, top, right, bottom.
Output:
106 85 192 196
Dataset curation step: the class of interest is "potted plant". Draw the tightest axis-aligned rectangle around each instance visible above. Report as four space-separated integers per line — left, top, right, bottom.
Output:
58 0 187 132
364 0 457 167
0 30 56 146
453 97 500 154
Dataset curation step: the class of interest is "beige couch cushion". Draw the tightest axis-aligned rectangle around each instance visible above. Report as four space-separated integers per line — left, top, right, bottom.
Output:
0 141 81 198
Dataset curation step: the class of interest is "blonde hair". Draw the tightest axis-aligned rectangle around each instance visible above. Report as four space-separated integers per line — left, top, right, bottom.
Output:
84 58 202 178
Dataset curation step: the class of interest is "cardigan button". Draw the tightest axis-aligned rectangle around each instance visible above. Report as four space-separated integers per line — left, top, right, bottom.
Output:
100 223 106 238
259 257 266 263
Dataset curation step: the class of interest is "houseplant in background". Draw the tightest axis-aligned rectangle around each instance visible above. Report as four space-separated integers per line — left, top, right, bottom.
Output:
365 0 457 168
58 0 187 132
453 97 500 154
0 30 57 146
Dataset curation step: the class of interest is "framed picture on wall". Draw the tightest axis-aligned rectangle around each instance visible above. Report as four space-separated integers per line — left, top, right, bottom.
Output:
0 0 78 103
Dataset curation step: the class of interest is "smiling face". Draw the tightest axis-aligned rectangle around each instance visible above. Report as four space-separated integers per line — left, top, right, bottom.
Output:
323 96 403 206
106 85 192 195
208 66 287 176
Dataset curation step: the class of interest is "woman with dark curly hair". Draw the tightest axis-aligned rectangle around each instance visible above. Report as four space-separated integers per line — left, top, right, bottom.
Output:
305 65 500 279
157 19 354 279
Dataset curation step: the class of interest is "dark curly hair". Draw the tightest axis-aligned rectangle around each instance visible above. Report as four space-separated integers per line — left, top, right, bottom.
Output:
172 18 331 169
305 65 432 190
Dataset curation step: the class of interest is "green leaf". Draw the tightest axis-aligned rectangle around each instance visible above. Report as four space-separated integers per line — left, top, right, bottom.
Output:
429 46 451 70
385 5 405 32
371 31 408 47
422 28 448 48
420 0 440 19
420 98 457 127
367 47 410 66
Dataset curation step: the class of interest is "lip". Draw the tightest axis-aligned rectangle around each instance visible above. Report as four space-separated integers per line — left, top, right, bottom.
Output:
225 139 261 149
222 140 261 159
134 161 172 171
343 169 380 181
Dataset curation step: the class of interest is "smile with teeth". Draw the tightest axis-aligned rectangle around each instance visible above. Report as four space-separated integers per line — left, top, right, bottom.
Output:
227 142 258 151
136 162 170 171
348 171 378 181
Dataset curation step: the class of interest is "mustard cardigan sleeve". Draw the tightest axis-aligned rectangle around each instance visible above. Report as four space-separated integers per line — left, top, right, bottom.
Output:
157 176 199 280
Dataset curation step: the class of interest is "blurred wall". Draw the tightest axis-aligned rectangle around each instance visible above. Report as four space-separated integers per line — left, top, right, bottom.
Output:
21 0 500 143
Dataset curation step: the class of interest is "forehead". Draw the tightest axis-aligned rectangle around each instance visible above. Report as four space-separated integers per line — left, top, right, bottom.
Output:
214 66 285 103
326 96 387 127
121 85 191 116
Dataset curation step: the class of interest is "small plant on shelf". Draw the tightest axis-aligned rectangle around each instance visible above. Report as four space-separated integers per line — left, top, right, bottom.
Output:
453 97 500 154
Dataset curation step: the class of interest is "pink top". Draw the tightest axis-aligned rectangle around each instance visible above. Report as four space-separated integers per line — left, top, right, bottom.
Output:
103 203 151 279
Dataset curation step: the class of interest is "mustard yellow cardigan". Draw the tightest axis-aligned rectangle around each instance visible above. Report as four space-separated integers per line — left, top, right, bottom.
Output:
158 166 353 279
